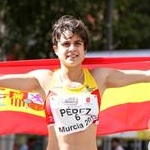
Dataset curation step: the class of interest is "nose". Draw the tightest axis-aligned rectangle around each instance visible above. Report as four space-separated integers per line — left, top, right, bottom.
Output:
68 44 76 52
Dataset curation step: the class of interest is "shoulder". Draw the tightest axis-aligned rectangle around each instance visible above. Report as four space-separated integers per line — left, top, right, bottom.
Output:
28 69 53 80
28 69 54 90
28 69 53 76
89 67 112 79
88 67 113 95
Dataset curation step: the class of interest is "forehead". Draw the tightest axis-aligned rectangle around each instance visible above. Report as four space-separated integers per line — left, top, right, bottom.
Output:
59 31 82 42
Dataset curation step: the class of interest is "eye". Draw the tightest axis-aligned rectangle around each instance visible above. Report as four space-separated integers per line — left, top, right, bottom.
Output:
62 42 70 47
75 41 83 46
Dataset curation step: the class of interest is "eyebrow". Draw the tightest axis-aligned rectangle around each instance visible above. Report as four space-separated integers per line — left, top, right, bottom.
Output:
76 40 84 42
60 39 83 44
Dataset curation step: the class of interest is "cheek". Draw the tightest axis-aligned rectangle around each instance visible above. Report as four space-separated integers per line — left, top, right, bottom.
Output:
57 49 67 58
80 49 86 56
79 50 86 61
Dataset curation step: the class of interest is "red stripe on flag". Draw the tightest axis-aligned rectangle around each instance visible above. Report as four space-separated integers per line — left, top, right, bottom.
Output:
0 111 48 135
0 57 150 74
97 101 150 135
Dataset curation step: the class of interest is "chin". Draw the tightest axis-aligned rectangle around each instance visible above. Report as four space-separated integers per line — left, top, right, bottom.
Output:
69 57 84 63
65 61 82 67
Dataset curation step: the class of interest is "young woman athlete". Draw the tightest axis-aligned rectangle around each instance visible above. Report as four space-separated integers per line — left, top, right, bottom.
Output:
0 15 150 150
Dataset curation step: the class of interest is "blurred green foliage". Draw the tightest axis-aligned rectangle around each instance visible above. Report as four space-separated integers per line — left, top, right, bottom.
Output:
0 0 150 60
113 0 150 49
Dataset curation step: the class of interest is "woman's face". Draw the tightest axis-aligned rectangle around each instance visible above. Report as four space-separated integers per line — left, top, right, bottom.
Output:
53 31 86 67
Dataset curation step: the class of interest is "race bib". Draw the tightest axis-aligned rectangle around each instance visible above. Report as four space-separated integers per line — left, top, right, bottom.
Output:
49 94 99 135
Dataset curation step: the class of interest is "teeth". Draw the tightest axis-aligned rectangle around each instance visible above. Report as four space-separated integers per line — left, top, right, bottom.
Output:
67 55 77 58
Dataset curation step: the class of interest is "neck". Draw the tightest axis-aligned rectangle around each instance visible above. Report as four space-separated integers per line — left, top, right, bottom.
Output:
59 65 83 82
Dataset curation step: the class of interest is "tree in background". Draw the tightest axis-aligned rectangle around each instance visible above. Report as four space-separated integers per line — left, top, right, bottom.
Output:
0 0 150 60
113 0 150 50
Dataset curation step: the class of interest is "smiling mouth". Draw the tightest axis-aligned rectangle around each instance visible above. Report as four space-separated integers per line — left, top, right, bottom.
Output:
67 55 78 59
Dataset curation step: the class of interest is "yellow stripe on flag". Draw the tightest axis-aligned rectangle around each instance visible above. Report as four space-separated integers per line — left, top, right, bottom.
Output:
101 83 150 111
0 87 45 117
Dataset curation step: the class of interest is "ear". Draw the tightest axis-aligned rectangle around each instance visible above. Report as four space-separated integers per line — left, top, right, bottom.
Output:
53 45 58 55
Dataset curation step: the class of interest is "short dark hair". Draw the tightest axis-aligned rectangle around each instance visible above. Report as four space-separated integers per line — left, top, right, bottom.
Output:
52 15 89 50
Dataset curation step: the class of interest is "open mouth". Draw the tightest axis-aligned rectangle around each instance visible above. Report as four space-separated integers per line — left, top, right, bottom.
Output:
67 54 78 60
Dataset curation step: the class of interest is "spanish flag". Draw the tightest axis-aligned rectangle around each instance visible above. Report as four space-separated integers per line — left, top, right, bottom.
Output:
0 57 150 135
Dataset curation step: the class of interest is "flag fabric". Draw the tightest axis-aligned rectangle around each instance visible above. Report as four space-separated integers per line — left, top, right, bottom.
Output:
0 57 150 136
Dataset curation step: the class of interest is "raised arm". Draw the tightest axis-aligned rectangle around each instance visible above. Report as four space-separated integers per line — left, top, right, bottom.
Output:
0 69 53 99
92 68 150 96
105 68 150 88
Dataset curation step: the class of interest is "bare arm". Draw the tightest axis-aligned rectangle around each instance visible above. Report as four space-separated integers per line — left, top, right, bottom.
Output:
0 69 53 93
92 68 150 96
0 73 38 91
105 68 150 88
